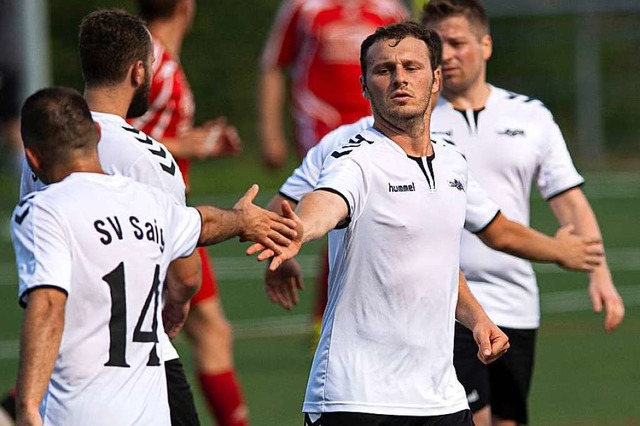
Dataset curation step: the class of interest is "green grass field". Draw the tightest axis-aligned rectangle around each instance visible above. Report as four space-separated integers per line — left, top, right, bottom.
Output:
0 169 638 425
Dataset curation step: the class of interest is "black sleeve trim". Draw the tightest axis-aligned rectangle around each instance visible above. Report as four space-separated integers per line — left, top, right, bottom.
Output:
19 285 69 309
278 191 300 204
472 210 501 235
314 187 351 229
544 182 584 201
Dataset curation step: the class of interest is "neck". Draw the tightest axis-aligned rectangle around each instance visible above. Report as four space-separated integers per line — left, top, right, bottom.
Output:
444 81 491 111
45 155 105 184
373 112 433 157
148 19 185 57
84 86 132 118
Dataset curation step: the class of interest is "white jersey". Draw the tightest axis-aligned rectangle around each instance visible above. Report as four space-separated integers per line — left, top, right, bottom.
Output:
279 117 499 234
303 128 497 416
431 86 584 328
11 173 201 426
19 111 186 361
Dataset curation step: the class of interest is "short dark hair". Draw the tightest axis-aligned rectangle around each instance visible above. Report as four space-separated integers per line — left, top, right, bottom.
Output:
79 9 152 87
137 0 179 22
360 22 440 78
420 0 490 37
21 87 98 165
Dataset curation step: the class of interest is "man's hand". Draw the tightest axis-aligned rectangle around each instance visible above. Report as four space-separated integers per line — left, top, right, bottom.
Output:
555 225 604 271
179 117 242 159
264 258 304 310
473 319 510 365
162 299 191 339
247 201 304 270
234 185 298 253
588 274 625 333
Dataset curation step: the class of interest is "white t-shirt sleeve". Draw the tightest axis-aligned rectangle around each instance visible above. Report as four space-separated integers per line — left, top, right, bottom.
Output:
11 196 72 307
315 150 369 226
161 196 202 260
464 172 501 233
535 109 584 200
279 116 374 202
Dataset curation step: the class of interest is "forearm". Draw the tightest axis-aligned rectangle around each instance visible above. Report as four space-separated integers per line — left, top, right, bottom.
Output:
17 289 66 419
258 68 287 166
165 252 201 305
296 190 348 243
266 194 298 215
478 214 561 263
455 271 491 331
195 206 242 246
550 189 611 276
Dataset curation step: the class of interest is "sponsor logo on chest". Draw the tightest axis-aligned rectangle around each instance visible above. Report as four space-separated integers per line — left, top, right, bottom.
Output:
388 182 416 193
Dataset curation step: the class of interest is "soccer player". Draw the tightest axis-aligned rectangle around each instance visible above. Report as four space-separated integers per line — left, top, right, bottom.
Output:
252 22 509 425
419 1 625 425
130 2 247 424
12 87 296 426
10 8 214 426
258 0 408 338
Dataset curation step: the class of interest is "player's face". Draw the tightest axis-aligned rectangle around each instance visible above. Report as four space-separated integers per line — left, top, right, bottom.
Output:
126 49 153 119
363 36 439 126
431 16 491 97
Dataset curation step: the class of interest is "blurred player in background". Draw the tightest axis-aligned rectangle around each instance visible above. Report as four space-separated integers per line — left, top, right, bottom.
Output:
257 0 408 341
131 1 247 425
420 1 625 425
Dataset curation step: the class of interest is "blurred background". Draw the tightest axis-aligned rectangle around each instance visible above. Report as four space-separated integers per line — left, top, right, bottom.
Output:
0 1 639 425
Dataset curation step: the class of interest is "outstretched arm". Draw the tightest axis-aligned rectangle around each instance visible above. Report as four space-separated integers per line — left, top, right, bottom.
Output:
477 212 603 271
16 288 67 426
455 271 509 365
248 189 348 270
548 188 625 332
196 184 297 251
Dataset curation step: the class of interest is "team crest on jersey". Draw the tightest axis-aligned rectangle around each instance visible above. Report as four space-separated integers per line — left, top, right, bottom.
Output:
448 179 465 192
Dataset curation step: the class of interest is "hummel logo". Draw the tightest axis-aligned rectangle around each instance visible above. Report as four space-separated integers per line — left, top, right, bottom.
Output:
432 129 453 137
388 182 415 193
497 128 525 137
449 179 465 191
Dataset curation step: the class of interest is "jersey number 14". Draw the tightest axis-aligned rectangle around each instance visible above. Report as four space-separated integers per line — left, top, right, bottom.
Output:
103 262 162 368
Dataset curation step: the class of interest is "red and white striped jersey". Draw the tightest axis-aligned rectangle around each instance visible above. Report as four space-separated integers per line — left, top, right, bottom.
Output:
130 38 195 183
261 0 408 156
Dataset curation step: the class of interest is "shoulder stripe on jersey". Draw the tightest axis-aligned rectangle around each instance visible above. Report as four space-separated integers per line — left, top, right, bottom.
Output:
314 187 351 229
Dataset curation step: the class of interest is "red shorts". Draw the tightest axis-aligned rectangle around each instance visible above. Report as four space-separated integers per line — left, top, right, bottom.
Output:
191 247 218 305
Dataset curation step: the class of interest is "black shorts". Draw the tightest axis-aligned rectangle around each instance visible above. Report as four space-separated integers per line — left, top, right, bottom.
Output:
303 410 473 426
165 358 201 426
453 322 537 424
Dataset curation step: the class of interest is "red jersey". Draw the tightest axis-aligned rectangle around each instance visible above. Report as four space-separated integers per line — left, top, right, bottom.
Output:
261 0 407 156
130 38 195 183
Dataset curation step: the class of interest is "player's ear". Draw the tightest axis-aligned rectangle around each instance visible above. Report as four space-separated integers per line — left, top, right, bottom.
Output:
24 146 43 177
432 66 441 95
481 34 492 61
360 76 369 99
94 122 102 144
130 60 145 87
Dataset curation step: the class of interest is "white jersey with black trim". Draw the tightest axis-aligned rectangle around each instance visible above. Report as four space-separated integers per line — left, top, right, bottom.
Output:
11 173 201 426
19 111 186 362
303 127 496 416
279 117 499 233
431 85 584 328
